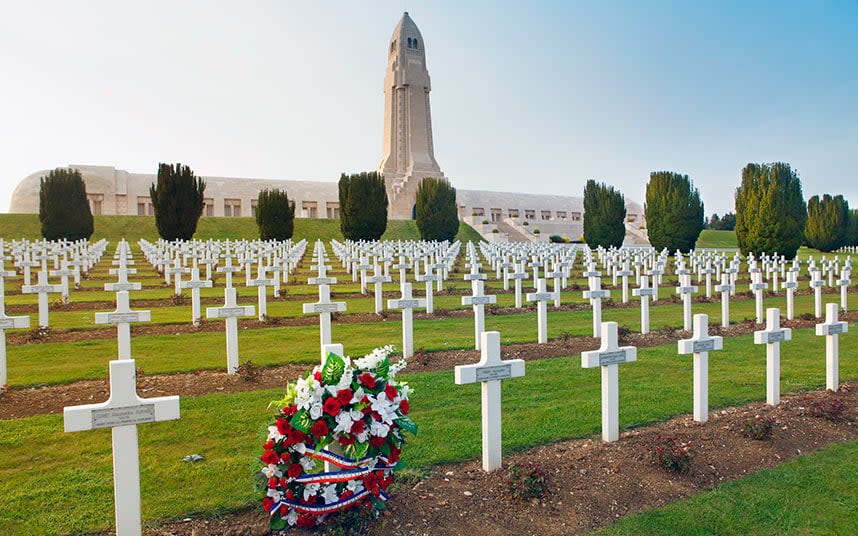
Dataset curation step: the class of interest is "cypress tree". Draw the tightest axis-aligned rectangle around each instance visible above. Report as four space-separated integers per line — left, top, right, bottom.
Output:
255 189 296 240
805 194 850 252
847 210 858 247
583 179 626 248
338 171 388 241
644 171 705 252
734 162 806 259
149 163 206 241
415 178 459 241
38 168 94 241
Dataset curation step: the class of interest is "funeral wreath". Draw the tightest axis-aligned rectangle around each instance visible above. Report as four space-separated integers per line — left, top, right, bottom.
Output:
257 346 416 530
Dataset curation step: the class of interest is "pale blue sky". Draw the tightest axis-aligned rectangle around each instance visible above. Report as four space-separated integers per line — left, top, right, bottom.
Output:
1 0 856 214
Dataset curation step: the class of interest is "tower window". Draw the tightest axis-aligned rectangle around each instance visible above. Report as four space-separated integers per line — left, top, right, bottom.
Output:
413 39 418 49
407 37 413 48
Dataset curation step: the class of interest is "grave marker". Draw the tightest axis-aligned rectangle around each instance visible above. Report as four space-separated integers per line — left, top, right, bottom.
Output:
677 314 723 423
581 321 637 442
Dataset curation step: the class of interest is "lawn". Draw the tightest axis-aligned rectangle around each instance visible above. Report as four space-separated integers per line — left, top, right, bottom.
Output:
696 229 738 249
1 326 857 535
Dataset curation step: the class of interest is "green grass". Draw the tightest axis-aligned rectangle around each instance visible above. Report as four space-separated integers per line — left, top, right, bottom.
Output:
1 326 857 535
696 229 738 249
596 439 858 535
0 214 483 244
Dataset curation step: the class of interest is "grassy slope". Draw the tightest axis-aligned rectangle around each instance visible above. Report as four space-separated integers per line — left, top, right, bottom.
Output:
696 229 738 249
2 327 858 535
597 439 858 535
0 214 483 244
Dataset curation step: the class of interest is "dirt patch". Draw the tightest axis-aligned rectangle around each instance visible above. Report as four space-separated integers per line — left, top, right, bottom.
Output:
133 385 858 536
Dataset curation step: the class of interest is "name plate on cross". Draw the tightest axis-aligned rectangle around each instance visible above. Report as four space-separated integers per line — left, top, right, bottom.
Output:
466 296 495 305
693 339 717 353
475 364 512 382
91 404 156 429
212 306 251 318
99 312 151 324
304 303 346 314
598 350 632 366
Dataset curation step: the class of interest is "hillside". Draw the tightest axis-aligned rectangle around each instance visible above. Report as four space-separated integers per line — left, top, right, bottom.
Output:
0 214 483 244
695 229 738 249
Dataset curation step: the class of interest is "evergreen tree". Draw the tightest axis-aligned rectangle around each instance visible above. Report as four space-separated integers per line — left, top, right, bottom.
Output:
583 179 626 248
847 210 858 247
719 212 736 230
255 189 296 240
415 178 459 241
645 171 704 252
805 194 850 252
149 163 206 241
38 168 94 241
338 171 388 240
734 162 806 259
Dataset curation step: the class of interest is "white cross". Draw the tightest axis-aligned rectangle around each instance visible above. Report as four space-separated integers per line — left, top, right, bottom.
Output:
387 282 426 358
677 314 723 423
0 269 30 387
50 260 76 303
648 267 664 301
247 272 275 322
714 274 734 328
816 303 848 392
95 291 151 361
701 265 716 298
753 308 792 406
455 331 525 472
676 274 698 331
165 259 189 296
583 276 610 338
509 262 529 308
526 278 556 344
206 288 255 374
462 279 496 350
365 265 392 314
179 267 213 325
781 270 799 320
303 284 347 361
617 262 634 303
810 269 825 318
581 321 637 442
21 270 63 328
546 264 563 308
838 270 850 313
308 262 337 286
106 264 142 293
64 359 180 536
416 269 440 314
216 256 242 289
632 275 656 334
356 258 373 294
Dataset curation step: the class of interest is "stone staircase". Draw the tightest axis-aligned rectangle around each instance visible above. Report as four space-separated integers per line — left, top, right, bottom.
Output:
494 220 532 243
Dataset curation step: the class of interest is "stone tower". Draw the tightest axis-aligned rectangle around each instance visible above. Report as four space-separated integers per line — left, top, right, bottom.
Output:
378 12 446 220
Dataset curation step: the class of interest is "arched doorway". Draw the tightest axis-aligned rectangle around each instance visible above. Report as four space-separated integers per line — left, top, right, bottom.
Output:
411 204 417 220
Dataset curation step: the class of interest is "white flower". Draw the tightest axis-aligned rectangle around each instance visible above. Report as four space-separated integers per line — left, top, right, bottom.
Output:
292 442 307 455
334 411 354 435
346 479 364 493
322 484 339 504
370 393 398 424
266 489 282 501
370 419 390 438
303 483 320 501
351 387 365 404
267 425 284 442
261 464 281 478
309 402 323 420
286 509 298 526
299 456 315 471
356 430 369 443
399 383 413 399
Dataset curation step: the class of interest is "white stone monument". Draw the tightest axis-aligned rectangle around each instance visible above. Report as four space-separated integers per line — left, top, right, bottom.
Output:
581 321 637 442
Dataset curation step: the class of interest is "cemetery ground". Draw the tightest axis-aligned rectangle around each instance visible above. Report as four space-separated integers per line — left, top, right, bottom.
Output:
1 229 857 534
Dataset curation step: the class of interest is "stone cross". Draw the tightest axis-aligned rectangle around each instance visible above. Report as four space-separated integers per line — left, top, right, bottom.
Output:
781 270 799 320
356 257 373 294
387 282 426 358
815 303 848 392
64 359 180 536
165 258 190 296
50 260 76 303
714 274 734 328
632 275 656 334
392 256 409 293
95 291 151 360
648 266 664 301
462 279 496 350
810 269 825 318
21 269 63 328
509 262 529 308
583 276 610 338
308 261 337 286
216 255 242 288
838 270 850 312
302 284 347 360
365 265 392 314
526 278 556 344
106 264 142 293
753 308 792 406
415 269 439 314
247 271 275 321
546 263 563 308
455 331 525 472
0 269 30 387
677 314 723 423
676 274 698 332
581 321 637 442
179 267 213 325
206 287 255 374
617 262 633 303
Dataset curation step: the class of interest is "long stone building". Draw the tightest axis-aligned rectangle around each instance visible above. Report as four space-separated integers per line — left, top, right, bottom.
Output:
9 12 648 245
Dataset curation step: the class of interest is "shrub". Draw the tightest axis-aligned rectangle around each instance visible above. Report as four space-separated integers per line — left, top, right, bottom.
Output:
482 219 489 224
735 162 806 259
38 168 94 241
415 177 459 241
255 189 295 240
805 194 850 252
522 220 529 226
707 212 736 230
491 228 499 233
338 171 388 240
236 360 261 382
651 435 694 473
505 463 549 501
583 179 626 248
150 163 206 241
742 414 776 440
645 171 705 252
533 229 540 234
805 395 847 420
549 234 564 243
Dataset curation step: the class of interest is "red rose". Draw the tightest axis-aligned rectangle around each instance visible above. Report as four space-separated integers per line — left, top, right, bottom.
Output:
262 496 274 512
260 450 279 465
313 371 322 383
350 419 365 434
388 445 401 464
310 419 329 438
358 372 377 389
287 429 307 445
263 439 274 450
280 452 292 463
369 435 386 447
399 399 410 415
336 388 353 405
384 383 398 399
279 504 289 515
340 489 354 500
323 397 342 417
282 405 297 416
287 463 303 478
296 514 316 529
280 477 290 488
286 490 296 500
338 434 356 446
268 477 278 489
276 418 291 435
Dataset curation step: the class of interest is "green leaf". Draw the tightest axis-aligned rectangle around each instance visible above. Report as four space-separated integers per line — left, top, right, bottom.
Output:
345 440 369 460
321 352 346 385
369 495 387 511
290 408 313 433
270 515 287 530
375 357 390 380
396 416 418 435
380 441 391 457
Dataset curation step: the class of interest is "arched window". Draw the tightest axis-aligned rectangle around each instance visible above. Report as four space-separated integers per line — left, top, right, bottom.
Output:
413 39 418 49
407 37 412 48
